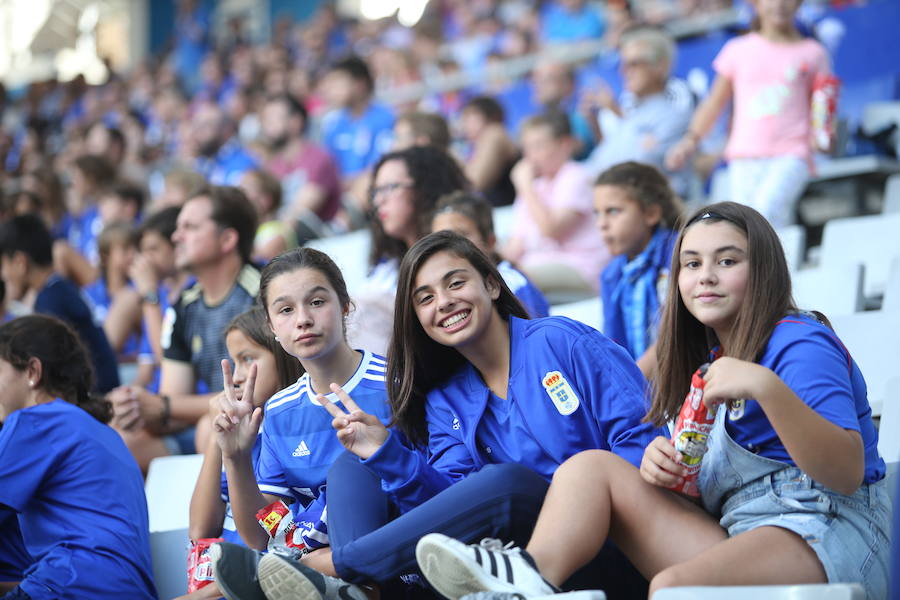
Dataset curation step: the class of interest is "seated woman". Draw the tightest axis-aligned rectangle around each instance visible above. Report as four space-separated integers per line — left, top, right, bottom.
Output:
0 315 155 600
416 202 890 600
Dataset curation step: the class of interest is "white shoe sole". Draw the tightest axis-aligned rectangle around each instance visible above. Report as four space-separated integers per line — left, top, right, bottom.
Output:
416 535 523 600
258 553 324 600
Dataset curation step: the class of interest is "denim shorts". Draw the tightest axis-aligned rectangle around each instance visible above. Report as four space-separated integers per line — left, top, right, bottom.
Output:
719 467 892 599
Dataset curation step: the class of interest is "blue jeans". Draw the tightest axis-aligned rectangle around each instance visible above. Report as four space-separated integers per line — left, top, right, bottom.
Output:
327 453 648 599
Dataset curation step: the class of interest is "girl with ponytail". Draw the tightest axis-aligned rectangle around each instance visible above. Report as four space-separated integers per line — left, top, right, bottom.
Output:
0 315 156 600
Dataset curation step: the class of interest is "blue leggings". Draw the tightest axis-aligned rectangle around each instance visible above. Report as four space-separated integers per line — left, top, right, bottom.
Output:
326 453 648 599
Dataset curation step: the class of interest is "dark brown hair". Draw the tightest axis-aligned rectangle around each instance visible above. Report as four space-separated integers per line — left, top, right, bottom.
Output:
396 111 451 151
463 96 505 124
190 185 259 265
387 231 528 447
648 201 797 426
368 146 469 267
594 161 683 228
226 305 303 390
0 315 111 423
432 191 501 263
245 169 283 216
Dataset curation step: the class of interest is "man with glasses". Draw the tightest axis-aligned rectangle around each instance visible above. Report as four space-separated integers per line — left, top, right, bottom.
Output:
584 27 695 196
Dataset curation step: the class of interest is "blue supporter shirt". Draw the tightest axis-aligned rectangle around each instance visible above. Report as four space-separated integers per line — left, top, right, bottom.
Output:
725 313 885 483
0 401 155 599
365 316 666 512
540 2 606 43
34 274 120 393
0 506 31 583
321 103 394 177
195 138 259 186
256 350 391 507
219 433 263 545
66 205 102 266
497 260 549 318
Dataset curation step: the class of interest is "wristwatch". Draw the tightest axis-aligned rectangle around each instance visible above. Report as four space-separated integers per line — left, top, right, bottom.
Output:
141 290 160 305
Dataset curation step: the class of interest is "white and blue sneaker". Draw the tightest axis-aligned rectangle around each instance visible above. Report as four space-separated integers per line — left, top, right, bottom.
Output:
416 534 560 600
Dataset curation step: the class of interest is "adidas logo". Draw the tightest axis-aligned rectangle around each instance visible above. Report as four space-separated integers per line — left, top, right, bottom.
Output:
292 440 311 457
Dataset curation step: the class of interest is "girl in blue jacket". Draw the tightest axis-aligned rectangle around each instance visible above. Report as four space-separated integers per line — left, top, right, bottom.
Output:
416 202 890 600
0 315 155 600
244 231 665 600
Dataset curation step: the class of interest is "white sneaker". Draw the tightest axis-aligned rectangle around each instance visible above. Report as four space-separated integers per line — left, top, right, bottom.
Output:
416 534 558 600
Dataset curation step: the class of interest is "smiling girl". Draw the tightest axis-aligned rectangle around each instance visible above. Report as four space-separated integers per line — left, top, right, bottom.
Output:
250 231 664 599
415 202 889 600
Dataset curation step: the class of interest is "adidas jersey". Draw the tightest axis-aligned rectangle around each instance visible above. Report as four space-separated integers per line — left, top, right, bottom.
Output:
255 350 391 506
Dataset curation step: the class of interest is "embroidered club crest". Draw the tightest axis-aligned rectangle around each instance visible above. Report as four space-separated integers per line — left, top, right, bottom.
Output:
542 371 580 416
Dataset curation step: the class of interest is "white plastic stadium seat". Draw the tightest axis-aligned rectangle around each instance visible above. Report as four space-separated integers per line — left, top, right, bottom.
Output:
652 583 865 600
792 263 864 317
881 256 900 311
884 173 900 214
145 453 204 599
776 224 806 272
830 310 900 418
549 296 603 332
305 229 372 296
820 213 900 298
492 205 515 247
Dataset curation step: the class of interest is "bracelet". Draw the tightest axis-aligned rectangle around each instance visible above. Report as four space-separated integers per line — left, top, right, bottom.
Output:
160 394 171 429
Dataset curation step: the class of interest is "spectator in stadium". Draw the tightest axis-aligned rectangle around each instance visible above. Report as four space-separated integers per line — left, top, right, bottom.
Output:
531 59 598 160
391 111 451 153
348 146 468 355
238 168 298 263
431 191 549 318
416 202 890 600
504 111 609 300
540 0 607 44
129 206 190 392
186 307 302 599
258 94 342 238
191 100 259 186
584 27 694 197
108 186 259 472
319 55 394 211
459 96 520 207
666 0 831 228
0 315 156 600
0 214 119 393
594 161 682 379
65 153 117 267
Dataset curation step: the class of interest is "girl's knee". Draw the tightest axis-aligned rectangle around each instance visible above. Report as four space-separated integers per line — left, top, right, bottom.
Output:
649 564 691 597
553 449 617 482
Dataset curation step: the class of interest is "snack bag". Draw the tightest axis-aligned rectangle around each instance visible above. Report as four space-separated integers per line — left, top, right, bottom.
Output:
256 499 307 555
811 73 840 152
670 364 716 497
187 537 223 592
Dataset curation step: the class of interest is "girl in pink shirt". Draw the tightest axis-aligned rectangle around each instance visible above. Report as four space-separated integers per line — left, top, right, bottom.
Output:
666 0 831 228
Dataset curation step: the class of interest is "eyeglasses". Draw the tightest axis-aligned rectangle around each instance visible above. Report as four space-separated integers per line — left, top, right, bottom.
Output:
370 182 414 201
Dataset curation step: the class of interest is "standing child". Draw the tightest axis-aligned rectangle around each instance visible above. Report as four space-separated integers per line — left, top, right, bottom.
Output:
0 315 155 600
432 191 549 318
182 306 302 600
666 0 832 228
416 202 889 600
594 161 682 378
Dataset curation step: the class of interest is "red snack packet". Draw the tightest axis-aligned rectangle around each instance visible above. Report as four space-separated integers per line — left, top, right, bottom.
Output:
812 73 840 152
187 537 223 592
670 364 716 498
256 500 306 554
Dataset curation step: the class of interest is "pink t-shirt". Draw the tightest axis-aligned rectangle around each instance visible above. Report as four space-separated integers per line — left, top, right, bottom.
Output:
512 161 609 286
714 32 830 162
266 142 342 222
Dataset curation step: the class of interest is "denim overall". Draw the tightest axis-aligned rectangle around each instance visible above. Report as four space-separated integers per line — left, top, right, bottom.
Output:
697 407 892 599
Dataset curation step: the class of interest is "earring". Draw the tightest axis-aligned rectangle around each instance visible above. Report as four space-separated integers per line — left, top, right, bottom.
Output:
274 335 280 342
28 380 34 387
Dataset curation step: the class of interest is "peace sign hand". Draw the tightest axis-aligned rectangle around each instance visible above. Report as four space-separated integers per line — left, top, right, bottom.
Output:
213 359 263 460
319 383 389 460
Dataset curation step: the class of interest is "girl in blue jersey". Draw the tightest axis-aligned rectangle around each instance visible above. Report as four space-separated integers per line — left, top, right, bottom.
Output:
593 161 682 379
0 315 155 600
431 191 550 319
249 230 664 600
416 202 891 600
208 248 391 596
181 306 302 599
